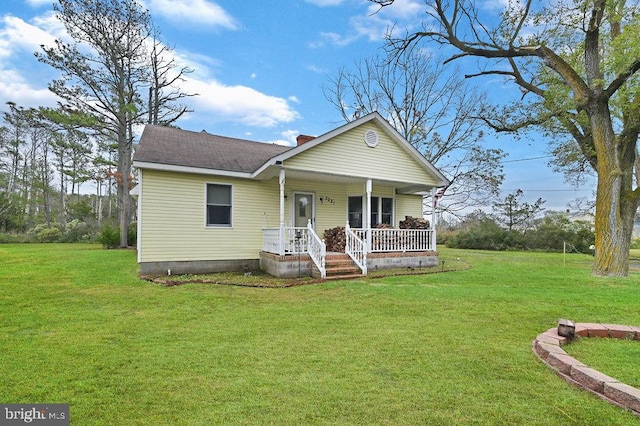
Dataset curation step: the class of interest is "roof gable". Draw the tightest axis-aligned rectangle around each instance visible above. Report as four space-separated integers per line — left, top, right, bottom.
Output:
256 112 448 186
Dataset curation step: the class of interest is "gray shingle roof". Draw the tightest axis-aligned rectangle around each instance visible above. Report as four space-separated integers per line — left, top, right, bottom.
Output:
134 125 292 173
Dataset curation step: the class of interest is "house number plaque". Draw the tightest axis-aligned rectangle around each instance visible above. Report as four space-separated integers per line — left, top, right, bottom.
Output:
319 196 335 205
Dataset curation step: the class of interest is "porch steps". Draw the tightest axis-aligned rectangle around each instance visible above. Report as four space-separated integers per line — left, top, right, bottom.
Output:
313 253 364 280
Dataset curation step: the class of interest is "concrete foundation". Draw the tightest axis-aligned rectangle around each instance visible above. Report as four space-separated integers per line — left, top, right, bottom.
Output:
367 251 439 270
140 259 260 276
140 251 439 278
259 250 439 278
259 251 314 278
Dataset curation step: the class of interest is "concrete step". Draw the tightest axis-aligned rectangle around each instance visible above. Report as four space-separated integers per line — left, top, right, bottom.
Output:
326 259 358 268
322 273 365 281
312 253 364 280
326 266 361 276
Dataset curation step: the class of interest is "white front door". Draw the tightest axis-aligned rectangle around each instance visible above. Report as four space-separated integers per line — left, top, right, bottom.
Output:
293 192 314 228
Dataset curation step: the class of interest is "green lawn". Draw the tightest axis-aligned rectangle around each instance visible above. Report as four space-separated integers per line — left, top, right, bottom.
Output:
1 244 640 425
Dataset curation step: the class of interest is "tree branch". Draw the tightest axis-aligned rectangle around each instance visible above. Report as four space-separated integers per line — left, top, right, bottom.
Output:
604 58 640 99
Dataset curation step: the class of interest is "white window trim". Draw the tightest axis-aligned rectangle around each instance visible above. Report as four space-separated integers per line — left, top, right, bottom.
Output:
372 195 395 226
347 194 395 228
205 182 233 228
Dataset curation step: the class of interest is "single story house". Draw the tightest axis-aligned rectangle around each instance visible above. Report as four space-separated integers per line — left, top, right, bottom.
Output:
132 112 449 278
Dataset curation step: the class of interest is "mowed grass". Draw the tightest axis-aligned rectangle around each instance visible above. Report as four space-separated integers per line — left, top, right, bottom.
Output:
566 338 640 389
1 244 640 425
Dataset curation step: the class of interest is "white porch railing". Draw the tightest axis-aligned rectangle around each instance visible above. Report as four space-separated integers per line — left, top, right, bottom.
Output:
345 223 367 275
265 227 435 255
262 226 309 254
306 220 326 278
365 228 434 252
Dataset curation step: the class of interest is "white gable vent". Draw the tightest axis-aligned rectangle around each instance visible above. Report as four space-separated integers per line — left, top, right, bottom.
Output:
364 129 379 148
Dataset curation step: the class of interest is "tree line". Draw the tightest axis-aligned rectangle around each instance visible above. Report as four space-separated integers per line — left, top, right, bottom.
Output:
0 0 194 244
440 190 596 253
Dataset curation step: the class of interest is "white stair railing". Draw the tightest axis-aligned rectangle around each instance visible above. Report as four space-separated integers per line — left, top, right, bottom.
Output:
307 220 326 278
345 223 367 275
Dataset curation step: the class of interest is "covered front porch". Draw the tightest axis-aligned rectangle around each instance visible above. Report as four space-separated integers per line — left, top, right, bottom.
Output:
259 169 440 279
260 222 439 279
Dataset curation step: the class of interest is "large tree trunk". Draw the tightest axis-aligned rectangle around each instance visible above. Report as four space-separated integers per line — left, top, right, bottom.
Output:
591 100 636 276
117 124 131 248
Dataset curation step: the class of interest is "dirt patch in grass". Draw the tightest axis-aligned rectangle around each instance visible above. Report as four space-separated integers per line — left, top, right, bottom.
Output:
141 271 319 288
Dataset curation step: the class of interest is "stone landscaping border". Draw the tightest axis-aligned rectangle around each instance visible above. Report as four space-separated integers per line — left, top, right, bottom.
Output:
532 322 640 416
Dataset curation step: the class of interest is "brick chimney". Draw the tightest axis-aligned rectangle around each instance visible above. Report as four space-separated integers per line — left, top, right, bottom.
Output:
296 134 315 146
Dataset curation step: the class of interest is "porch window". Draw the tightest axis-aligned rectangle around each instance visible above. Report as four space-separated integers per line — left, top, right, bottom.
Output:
349 196 394 228
371 197 394 226
206 183 232 226
348 196 363 228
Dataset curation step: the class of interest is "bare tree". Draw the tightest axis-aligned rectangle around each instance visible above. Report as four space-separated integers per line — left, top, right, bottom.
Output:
324 46 505 215
493 189 545 232
148 28 197 126
370 0 640 276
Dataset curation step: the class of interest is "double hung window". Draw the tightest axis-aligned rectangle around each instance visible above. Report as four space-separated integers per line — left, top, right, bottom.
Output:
348 196 363 228
206 184 232 226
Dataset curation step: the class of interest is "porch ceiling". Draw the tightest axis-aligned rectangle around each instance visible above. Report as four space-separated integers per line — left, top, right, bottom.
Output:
256 165 433 195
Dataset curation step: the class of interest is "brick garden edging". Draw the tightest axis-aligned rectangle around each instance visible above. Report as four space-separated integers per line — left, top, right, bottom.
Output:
532 322 640 416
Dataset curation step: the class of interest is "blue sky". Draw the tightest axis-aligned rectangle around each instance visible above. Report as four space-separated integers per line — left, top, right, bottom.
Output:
0 0 595 211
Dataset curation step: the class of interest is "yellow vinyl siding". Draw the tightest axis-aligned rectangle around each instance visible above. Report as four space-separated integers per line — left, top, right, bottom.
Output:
285 122 438 186
285 179 347 234
396 194 425 225
140 169 280 262
140 172 429 263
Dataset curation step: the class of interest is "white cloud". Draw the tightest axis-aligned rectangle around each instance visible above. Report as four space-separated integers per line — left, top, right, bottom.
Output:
147 0 238 29
0 15 57 58
481 0 520 11
305 64 328 74
31 11 67 39
183 77 300 128
310 31 353 47
310 0 424 47
25 0 52 7
268 129 299 146
0 69 58 107
0 9 297 131
0 15 61 107
173 49 223 79
165 48 300 128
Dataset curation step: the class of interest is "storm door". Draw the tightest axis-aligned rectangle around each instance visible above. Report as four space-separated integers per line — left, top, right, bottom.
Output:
293 192 314 228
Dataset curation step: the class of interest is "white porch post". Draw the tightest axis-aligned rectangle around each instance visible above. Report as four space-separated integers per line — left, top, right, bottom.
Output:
430 187 437 250
279 169 286 256
366 179 372 253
